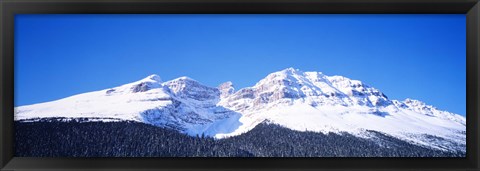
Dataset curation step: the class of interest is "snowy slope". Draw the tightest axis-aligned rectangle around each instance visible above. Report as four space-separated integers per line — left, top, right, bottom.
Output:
216 68 465 151
15 74 170 121
15 74 242 137
15 68 466 151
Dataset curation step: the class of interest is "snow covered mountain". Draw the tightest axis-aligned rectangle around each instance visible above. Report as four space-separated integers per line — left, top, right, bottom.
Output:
15 68 466 152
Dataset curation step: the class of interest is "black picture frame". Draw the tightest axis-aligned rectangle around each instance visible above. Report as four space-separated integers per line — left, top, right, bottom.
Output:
1 0 479 170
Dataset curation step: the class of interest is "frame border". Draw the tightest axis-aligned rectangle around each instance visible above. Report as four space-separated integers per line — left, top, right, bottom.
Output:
1 0 479 170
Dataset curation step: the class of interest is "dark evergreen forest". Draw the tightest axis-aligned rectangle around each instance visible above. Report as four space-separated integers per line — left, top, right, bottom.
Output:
14 118 465 157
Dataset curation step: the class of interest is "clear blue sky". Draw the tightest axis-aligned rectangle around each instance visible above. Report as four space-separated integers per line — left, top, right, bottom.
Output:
14 14 466 116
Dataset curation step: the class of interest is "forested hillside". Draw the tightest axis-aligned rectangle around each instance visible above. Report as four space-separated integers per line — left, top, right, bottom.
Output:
14 118 464 157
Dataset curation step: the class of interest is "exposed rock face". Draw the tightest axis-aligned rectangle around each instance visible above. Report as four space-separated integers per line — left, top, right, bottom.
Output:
218 81 235 98
127 76 242 136
396 98 465 125
130 74 163 93
164 77 220 102
220 67 393 112
131 82 153 93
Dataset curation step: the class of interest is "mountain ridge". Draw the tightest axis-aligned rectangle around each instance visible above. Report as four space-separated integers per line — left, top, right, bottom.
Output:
15 67 466 152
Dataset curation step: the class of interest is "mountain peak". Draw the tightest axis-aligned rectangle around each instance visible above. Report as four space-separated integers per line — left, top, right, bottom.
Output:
165 76 201 88
218 81 234 89
403 98 428 107
118 74 163 93
280 67 301 75
164 76 220 101
218 81 235 98
283 67 297 71
175 76 196 82
141 74 162 83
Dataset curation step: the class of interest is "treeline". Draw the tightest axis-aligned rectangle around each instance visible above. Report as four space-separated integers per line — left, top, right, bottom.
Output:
14 118 464 157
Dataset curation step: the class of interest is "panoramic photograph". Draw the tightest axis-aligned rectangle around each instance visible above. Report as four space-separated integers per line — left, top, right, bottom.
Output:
14 14 466 157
